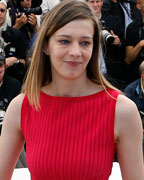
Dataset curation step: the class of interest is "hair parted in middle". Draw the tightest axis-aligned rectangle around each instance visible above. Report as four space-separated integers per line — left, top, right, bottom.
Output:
23 0 115 109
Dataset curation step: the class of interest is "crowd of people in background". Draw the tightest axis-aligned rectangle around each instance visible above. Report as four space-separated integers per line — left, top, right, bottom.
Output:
0 0 144 170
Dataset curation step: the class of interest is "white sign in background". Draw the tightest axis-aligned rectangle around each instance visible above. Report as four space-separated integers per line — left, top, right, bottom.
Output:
11 162 122 180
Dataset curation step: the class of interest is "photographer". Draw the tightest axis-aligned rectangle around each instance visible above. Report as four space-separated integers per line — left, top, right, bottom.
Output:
125 0 144 84
108 0 141 37
0 0 27 84
124 61 144 156
87 0 127 90
9 0 41 48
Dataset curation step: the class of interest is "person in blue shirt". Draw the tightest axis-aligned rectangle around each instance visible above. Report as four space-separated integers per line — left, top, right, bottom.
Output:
125 61 144 156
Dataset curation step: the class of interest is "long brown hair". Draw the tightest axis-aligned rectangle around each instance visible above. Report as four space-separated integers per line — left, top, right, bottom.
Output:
22 0 115 109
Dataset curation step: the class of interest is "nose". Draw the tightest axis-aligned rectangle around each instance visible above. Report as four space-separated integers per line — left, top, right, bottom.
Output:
28 2 31 7
27 0 31 7
93 0 98 6
69 42 81 57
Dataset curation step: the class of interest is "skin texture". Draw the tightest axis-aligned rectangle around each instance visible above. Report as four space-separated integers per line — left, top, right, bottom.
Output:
43 19 94 82
21 0 31 8
88 0 103 17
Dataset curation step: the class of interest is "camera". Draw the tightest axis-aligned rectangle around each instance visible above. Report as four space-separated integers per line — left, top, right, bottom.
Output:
101 30 115 44
101 20 114 44
15 0 42 17
17 7 42 18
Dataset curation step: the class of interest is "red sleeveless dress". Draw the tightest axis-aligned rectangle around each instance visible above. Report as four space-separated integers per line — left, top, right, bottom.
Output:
21 89 120 180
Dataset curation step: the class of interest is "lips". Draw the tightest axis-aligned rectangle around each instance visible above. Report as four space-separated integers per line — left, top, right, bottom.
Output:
64 61 82 67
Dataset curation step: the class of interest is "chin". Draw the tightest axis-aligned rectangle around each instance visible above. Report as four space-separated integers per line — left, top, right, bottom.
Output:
62 73 83 80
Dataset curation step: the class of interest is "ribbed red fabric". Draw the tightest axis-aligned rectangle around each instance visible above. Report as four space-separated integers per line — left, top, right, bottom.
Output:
21 89 120 180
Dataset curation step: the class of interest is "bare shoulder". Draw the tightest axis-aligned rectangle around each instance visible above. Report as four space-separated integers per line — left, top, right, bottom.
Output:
7 93 25 109
115 94 143 138
116 94 139 115
114 95 144 179
3 93 26 130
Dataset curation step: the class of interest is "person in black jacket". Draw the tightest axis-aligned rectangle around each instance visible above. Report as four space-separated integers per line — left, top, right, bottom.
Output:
106 0 141 37
87 0 127 90
125 0 144 84
9 0 40 48
0 0 27 84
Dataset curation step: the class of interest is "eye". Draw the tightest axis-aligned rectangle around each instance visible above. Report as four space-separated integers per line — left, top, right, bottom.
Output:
80 41 90 46
59 40 70 44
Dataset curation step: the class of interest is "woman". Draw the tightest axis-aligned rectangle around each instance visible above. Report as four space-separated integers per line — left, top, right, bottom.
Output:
0 0 144 179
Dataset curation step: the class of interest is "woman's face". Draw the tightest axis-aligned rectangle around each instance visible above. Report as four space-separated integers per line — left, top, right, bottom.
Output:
43 19 94 81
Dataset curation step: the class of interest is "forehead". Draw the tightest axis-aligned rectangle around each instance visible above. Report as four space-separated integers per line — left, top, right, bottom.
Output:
0 3 6 9
54 19 94 37
24 0 31 2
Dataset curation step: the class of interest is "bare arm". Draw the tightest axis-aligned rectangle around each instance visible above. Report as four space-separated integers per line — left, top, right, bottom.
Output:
115 95 144 179
0 94 25 180
125 40 144 64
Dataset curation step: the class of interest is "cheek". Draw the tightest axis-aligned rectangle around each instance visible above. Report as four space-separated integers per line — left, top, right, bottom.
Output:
49 46 67 60
0 72 4 79
84 48 93 63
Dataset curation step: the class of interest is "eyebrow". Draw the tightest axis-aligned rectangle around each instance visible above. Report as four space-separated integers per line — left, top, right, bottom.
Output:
56 35 93 39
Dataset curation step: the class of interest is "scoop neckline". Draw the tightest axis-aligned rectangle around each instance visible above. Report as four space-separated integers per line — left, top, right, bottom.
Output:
40 89 108 102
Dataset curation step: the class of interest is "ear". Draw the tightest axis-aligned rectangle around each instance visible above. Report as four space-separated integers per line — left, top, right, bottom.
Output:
43 40 50 55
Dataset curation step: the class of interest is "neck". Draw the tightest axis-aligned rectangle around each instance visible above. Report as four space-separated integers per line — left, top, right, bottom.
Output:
44 73 97 97
52 77 90 97
96 12 101 19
